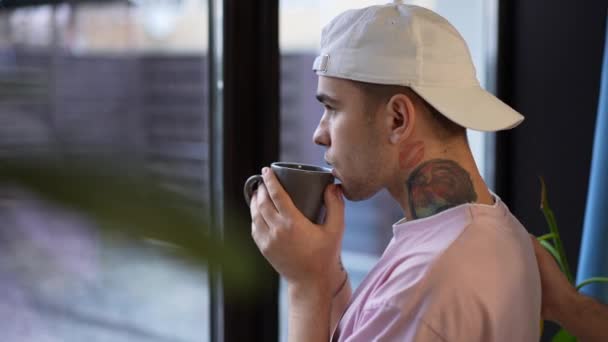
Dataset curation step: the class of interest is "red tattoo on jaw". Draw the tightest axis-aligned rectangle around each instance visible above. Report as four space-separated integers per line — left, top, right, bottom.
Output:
399 141 425 171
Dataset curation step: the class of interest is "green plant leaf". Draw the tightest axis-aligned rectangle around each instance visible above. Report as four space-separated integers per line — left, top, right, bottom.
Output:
539 239 569 274
0 156 257 293
538 233 556 242
552 328 577 342
576 277 608 291
540 177 574 284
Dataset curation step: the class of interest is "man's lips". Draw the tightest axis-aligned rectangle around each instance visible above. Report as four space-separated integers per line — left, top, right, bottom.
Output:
325 159 339 179
330 167 341 182
332 170 343 185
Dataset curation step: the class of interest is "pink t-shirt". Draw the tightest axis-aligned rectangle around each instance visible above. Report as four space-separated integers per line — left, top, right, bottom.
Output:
332 195 541 341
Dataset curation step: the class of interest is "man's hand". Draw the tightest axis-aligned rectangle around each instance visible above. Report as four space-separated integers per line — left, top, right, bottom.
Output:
250 167 346 341
531 235 608 342
529 235 577 323
250 167 346 292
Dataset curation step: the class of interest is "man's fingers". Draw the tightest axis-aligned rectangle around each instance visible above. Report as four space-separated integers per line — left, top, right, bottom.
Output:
257 184 282 227
530 235 550 259
323 184 345 235
529 234 540 253
250 191 270 242
530 234 564 273
262 168 299 216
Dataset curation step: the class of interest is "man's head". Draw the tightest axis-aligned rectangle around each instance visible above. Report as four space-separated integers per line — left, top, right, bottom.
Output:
311 2 525 201
313 76 465 201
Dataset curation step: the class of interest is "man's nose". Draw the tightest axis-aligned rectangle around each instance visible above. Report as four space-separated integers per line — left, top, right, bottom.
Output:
313 119 330 147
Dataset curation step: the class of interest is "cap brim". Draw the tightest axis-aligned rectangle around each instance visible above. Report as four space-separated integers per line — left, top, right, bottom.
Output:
410 85 524 132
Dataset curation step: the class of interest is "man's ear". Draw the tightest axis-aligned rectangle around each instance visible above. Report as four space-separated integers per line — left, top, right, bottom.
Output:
386 93 416 144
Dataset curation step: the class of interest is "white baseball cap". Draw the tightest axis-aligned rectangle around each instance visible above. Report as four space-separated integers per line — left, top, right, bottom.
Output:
312 1 524 132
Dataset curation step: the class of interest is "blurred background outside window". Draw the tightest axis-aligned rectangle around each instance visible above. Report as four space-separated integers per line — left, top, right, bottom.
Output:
0 1 211 341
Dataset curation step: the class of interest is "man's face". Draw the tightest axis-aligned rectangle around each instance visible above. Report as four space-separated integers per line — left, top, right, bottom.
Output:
313 76 390 201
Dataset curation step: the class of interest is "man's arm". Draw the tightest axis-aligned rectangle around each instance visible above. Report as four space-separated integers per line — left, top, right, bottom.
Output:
330 270 352 334
288 281 332 341
288 265 350 341
562 291 608 342
250 168 346 342
531 236 608 342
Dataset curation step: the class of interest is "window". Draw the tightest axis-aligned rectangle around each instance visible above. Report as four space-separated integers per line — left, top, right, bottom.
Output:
278 0 498 340
0 1 211 341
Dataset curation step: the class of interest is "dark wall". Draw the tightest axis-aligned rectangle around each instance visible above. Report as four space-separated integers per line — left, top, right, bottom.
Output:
496 0 607 339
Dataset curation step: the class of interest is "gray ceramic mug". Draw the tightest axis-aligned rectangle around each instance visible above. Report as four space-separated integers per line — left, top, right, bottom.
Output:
244 162 335 223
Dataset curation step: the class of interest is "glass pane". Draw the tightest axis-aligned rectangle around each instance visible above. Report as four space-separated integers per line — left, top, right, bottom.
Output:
278 0 496 340
0 1 211 341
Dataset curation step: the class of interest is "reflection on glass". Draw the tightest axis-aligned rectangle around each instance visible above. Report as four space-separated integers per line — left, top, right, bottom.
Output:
278 0 494 340
0 2 210 341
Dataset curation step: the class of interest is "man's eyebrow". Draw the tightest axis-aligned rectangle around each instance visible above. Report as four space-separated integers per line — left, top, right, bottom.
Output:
315 93 340 106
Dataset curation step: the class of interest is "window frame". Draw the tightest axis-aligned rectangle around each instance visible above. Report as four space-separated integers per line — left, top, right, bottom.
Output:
209 0 280 341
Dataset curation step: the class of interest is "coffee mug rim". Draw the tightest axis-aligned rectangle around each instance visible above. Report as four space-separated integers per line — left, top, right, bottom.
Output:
271 162 332 174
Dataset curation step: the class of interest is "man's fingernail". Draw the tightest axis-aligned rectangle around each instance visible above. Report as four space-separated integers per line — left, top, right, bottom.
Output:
262 167 269 175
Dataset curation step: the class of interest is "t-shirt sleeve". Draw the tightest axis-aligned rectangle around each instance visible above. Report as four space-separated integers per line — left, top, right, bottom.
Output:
342 291 501 342
411 223 541 342
341 303 446 342
412 287 496 342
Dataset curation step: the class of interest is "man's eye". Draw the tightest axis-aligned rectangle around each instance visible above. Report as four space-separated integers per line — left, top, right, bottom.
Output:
324 105 334 111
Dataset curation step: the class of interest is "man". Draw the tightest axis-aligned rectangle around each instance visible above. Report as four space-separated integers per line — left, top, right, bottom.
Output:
531 236 608 342
249 2 541 341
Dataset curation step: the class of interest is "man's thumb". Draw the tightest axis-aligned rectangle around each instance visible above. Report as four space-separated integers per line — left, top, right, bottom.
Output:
323 184 345 233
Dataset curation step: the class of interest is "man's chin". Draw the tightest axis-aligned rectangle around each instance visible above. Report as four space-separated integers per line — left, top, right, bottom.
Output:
342 186 377 202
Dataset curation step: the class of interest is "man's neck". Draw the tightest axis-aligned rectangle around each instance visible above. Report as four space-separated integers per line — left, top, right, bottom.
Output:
389 141 493 221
